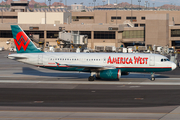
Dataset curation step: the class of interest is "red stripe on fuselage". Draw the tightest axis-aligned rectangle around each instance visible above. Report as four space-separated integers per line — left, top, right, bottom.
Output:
36 65 70 67
48 63 56 64
116 67 171 69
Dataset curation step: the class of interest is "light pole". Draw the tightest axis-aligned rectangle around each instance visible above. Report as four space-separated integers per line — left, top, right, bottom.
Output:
4 0 6 8
148 3 150 9
60 0 62 7
145 1 148 10
114 1 117 25
93 0 96 9
44 0 46 24
1 0 4 23
153 3 155 10
48 0 51 9
116 0 117 25
131 0 133 22
138 0 141 10
102 0 106 6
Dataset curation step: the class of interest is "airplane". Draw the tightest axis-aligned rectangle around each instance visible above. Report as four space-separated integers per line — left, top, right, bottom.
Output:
8 25 177 81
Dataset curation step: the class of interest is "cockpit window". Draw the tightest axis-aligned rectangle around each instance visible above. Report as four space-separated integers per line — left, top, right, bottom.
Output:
161 58 170 62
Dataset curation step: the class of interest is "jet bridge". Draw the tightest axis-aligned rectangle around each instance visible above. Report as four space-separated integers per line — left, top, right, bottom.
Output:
57 31 88 49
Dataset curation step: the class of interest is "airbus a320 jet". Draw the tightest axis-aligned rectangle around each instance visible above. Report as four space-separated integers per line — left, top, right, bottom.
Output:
8 25 177 81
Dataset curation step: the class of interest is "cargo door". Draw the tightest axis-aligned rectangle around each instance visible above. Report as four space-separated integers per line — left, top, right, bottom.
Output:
38 55 43 65
149 56 155 66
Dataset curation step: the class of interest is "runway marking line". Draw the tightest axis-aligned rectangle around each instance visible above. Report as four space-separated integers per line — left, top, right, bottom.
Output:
0 117 157 120
0 110 179 114
0 117 60 119
33 101 44 103
1 80 180 85
134 98 144 100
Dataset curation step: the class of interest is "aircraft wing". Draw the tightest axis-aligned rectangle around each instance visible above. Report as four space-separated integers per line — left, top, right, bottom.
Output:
65 64 116 71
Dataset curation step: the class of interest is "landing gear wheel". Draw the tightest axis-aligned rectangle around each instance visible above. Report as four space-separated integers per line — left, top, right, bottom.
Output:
96 77 101 80
88 76 94 81
151 77 155 81
150 72 155 81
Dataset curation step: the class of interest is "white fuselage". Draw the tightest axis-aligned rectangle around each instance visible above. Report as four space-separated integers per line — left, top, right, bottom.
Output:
8 52 176 73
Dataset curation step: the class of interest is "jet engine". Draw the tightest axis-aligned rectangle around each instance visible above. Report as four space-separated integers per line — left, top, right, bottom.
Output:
96 69 121 79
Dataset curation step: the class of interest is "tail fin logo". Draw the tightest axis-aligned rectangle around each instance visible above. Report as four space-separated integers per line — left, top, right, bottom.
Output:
14 31 30 51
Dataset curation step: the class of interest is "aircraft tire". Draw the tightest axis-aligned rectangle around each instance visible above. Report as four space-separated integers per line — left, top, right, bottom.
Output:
151 77 155 81
88 76 94 81
95 77 101 80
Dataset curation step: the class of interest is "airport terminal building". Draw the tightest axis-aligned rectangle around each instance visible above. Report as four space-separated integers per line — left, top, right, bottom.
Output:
1 1 180 50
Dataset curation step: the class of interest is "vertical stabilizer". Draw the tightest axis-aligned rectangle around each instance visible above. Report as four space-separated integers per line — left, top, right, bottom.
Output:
11 25 43 53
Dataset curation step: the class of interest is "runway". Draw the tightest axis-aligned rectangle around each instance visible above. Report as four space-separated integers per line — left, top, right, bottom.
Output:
0 85 180 120
0 51 180 120
0 84 180 120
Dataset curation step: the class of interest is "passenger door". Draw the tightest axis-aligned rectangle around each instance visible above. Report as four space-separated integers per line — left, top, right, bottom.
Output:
38 55 43 65
149 56 155 66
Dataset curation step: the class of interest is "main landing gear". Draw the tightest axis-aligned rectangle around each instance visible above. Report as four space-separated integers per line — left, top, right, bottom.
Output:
88 72 95 81
151 72 155 81
88 76 94 81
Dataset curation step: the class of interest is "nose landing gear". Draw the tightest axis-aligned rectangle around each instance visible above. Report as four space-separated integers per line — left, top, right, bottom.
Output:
151 72 155 81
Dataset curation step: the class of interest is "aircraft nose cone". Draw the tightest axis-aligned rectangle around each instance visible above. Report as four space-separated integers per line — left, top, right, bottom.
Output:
172 63 177 70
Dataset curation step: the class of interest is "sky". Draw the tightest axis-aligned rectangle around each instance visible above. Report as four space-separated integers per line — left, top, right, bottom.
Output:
37 0 180 7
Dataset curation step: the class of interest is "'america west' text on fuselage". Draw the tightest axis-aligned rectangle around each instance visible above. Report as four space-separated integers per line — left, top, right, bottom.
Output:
107 56 148 64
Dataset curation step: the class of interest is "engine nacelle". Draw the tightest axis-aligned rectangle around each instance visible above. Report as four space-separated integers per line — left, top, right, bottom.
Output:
96 69 121 79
